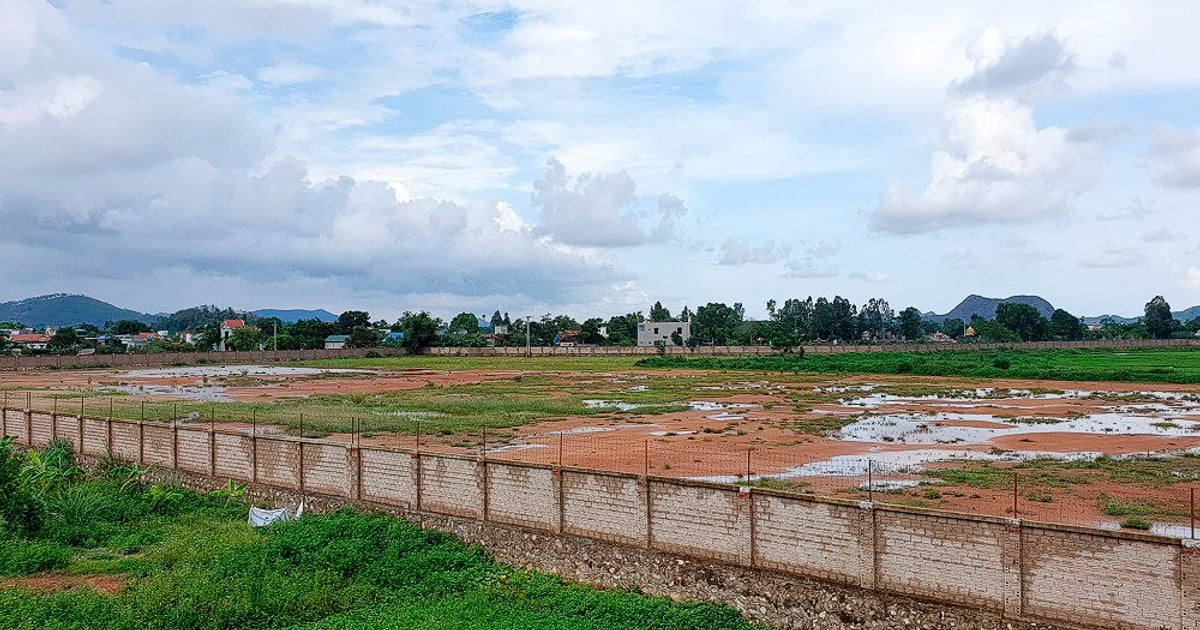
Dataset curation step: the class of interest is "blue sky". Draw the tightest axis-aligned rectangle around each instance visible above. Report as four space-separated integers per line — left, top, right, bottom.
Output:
1 0 1198 320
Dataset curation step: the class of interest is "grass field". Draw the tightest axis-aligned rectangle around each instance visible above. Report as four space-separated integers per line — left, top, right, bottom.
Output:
0 440 759 630
303 356 644 372
636 347 1200 383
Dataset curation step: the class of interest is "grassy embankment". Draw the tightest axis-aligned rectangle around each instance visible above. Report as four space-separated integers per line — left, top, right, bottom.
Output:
637 347 1200 384
0 438 759 630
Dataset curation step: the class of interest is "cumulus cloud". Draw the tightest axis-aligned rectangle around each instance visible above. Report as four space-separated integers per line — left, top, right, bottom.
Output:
1147 126 1200 189
871 97 1099 232
531 158 686 247
953 29 1076 96
716 239 789 265
0 1 621 308
1098 197 1156 221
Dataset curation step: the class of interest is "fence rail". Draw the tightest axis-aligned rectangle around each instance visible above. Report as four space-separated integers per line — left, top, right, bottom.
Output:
1 403 1195 630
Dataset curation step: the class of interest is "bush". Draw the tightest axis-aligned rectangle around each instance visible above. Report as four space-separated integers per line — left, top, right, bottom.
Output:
0 539 71 577
992 357 1011 370
0 438 44 537
1121 517 1152 530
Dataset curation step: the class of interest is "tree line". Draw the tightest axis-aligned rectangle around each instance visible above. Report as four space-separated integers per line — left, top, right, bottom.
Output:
2 295 1197 356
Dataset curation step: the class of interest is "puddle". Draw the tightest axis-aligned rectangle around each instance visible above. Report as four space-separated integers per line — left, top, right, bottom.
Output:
583 400 645 412
691 449 1100 484
648 430 696 437
101 385 229 402
122 365 371 378
582 400 758 413
838 412 1200 445
859 479 922 491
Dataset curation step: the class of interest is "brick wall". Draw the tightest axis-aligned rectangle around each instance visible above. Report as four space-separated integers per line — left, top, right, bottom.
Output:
1 408 1193 630
561 470 647 546
359 448 416 508
486 462 558 531
420 454 483 518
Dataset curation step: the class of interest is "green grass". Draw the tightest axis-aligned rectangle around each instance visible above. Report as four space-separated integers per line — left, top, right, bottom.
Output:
0 481 760 630
636 347 1200 384
302 356 645 372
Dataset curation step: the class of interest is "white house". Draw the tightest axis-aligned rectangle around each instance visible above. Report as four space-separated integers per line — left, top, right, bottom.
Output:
324 335 350 350
637 319 691 346
218 319 245 351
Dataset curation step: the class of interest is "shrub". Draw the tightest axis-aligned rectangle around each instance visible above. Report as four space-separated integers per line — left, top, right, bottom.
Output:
0 438 44 537
1121 517 1152 530
0 539 71 577
992 357 1011 370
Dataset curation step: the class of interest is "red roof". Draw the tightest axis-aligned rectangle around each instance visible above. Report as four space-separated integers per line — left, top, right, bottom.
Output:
10 334 50 343
221 319 246 329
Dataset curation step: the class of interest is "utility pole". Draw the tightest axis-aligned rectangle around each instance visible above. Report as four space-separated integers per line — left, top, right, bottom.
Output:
273 321 278 351
525 315 532 358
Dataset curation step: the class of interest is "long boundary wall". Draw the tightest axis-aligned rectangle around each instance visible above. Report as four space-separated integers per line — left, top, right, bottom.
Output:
3 338 1197 370
2 407 1195 630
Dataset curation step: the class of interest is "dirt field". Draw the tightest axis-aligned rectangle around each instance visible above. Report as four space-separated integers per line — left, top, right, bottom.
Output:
5 362 1200 536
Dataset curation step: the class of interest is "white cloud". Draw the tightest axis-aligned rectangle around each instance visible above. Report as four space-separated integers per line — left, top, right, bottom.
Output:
952 29 1076 96
716 239 789 266
1187 267 1200 291
871 97 1099 233
1142 226 1183 242
1147 125 1200 189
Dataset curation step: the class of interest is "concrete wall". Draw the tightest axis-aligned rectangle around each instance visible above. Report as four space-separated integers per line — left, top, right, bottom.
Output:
2 407 1193 630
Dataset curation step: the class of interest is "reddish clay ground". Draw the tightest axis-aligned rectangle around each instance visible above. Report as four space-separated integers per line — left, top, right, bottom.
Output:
0 573 125 595
8 363 1200 532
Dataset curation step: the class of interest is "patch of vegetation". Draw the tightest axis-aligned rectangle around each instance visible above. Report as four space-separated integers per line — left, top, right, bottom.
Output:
636 347 1200 384
1120 517 1152 531
0 440 762 630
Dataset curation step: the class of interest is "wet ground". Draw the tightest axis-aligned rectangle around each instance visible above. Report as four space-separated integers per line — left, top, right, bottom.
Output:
6 364 1200 534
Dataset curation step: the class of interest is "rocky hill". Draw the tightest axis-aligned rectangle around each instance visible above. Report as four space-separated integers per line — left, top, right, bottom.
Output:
923 294 1055 324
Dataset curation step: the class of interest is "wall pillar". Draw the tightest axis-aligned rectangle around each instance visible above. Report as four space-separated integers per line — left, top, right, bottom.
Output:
25 410 33 446
346 446 361 500
1182 541 1200 630
1002 518 1023 619
856 501 878 590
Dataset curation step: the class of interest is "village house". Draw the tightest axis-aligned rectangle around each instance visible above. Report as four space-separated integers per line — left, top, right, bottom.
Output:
637 319 691 346
8 333 51 351
324 334 350 350
218 319 245 351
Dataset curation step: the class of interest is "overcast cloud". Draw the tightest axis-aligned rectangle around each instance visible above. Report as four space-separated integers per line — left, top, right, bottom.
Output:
1 0 1199 319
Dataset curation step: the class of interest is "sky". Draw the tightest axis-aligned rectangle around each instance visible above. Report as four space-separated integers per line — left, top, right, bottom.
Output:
1 0 1199 321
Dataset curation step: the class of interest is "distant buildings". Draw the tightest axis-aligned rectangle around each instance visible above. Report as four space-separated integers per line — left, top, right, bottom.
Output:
637 319 691 346
8 333 50 351
324 335 350 350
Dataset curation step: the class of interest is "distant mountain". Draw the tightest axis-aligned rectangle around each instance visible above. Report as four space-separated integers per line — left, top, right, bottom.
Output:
1174 306 1200 323
252 308 338 323
923 294 1054 324
0 294 158 328
1081 314 1139 325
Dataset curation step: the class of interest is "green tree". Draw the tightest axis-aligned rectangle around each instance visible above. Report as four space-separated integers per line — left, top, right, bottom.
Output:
227 326 262 351
857 298 894 340
692 303 744 345
396 311 441 351
337 311 372 333
285 319 336 349
995 303 1049 341
972 319 1020 342
1048 309 1085 341
603 313 642 346
897 307 923 340
106 319 151 335
47 327 79 351
448 312 481 334
942 318 966 338
348 325 382 348
649 301 672 322
1144 295 1175 339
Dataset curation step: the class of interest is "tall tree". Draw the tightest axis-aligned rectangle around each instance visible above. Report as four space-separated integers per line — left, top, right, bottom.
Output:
649 301 672 322
337 311 372 332
348 325 382 348
227 326 262 351
448 312 481 334
1144 296 1175 339
1048 309 1085 341
396 311 441 351
692 303 744 345
897 307 923 340
995 303 1048 341
48 327 79 351
106 320 152 335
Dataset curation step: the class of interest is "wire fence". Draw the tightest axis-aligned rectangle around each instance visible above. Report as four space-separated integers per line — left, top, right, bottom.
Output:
3 390 1198 537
